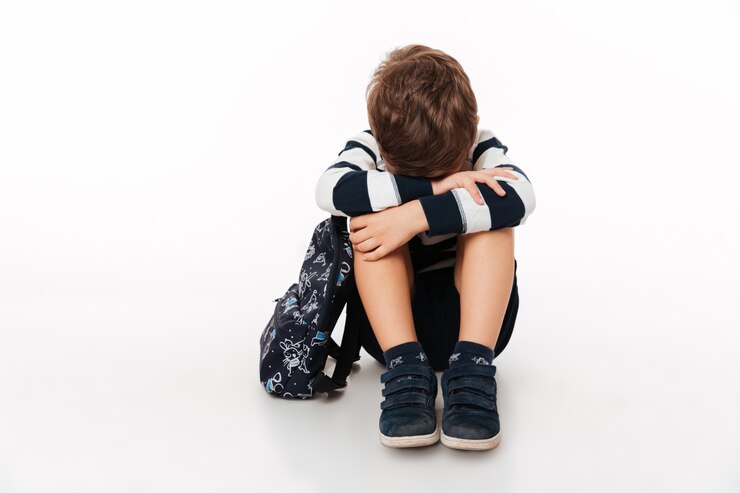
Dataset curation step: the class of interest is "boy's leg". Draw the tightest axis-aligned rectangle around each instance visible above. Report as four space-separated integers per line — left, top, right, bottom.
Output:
440 228 513 451
360 242 438 448
453 227 515 347
353 241 416 352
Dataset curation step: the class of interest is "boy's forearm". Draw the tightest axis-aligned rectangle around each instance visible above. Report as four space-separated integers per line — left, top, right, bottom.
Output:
317 170 436 217
404 199 430 235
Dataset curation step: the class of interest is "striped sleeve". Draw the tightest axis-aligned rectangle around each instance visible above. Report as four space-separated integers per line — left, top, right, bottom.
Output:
417 128 536 237
314 130 434 217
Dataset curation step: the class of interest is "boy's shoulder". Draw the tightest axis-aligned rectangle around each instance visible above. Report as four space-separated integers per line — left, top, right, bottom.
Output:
472 127 509 158
475 127 505 146
341 129 379 152
337 129 383 168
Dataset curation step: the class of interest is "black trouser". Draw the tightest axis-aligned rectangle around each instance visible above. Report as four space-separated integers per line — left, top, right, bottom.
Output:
358 259 519 372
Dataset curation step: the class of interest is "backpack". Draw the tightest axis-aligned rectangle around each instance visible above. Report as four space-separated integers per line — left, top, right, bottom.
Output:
258 215 365 399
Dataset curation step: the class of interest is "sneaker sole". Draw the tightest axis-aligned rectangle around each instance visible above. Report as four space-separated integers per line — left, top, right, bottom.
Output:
379 427 440 448
441 431 501 450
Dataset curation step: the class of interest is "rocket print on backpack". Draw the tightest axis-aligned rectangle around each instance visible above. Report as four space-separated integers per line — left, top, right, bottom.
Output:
259 215 364 399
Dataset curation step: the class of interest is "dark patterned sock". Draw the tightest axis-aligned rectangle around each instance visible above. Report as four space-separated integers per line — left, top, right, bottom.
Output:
448 340 495 368
382 340 431 370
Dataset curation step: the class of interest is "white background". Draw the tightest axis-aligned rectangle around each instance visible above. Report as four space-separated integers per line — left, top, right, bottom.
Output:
1 1 739 491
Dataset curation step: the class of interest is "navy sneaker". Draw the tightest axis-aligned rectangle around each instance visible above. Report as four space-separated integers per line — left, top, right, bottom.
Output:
440 362 501 450
378 363 440 448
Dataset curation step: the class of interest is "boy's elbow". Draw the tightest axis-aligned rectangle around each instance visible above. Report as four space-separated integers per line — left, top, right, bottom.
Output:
503 176 535 226
314 187 332 214
518 184 536 225
314 180 344 216
525 186 536 216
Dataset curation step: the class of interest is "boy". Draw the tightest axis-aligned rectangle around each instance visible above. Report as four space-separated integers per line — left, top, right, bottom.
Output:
313 44 536 450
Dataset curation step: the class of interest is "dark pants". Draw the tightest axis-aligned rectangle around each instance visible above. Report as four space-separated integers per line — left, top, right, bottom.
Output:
358 259 519 372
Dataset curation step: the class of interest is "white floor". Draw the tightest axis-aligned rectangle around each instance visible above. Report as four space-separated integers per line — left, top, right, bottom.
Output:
1 269 739 492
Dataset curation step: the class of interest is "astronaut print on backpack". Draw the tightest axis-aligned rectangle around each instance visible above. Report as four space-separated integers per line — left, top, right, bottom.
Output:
259 216 355 399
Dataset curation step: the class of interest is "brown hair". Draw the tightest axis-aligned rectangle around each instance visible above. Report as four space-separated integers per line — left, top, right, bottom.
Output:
366 44 479 178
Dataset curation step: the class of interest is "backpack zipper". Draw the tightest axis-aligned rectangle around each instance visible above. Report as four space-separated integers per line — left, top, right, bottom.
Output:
314 219 343 333
270 284 298 333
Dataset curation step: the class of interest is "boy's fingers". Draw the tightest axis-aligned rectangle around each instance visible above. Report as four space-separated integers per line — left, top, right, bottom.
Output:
488 178 506 196
465 184 483 205
354 227 371 241
482 167 518 179
501 168 520 179
462 178 484 205
363 245 386 261
355 237 379 253
350 219 365 232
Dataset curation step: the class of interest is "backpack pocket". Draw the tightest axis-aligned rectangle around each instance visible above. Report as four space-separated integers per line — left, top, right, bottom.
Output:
259 282 330 398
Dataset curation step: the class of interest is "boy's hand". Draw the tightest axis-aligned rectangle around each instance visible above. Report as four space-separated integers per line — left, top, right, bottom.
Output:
431 167 519 205
348 201 428 261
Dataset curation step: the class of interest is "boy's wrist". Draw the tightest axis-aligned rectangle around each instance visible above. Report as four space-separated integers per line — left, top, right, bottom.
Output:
430 178 440 195
404 199 429 235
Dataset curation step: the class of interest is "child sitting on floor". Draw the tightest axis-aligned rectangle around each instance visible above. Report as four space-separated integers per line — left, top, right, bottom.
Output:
313 44 536 450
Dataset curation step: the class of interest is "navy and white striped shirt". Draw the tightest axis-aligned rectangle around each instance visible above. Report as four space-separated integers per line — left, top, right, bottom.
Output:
314 128 536 273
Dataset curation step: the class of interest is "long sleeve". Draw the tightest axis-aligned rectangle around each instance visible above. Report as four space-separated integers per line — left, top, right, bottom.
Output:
314 130 434 217
417 129 536 237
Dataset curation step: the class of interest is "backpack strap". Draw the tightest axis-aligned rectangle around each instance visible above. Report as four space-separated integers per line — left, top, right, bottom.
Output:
312 283 363 393
327 337 342 360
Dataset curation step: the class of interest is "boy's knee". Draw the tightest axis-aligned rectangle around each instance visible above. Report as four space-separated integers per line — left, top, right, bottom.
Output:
457 229 514 253
467 227 514 240
454 228 514 290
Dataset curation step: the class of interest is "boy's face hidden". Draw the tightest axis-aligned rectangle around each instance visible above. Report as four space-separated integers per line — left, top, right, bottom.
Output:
381 115 479 178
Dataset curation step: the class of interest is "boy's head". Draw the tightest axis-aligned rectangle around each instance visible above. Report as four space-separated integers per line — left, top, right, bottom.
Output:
366 44 479 178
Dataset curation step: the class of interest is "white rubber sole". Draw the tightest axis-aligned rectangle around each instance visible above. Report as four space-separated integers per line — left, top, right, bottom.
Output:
379 427 440 448
441 431 501 450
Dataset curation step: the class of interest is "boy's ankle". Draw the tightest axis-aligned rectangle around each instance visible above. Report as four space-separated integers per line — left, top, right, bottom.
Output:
383 340 431 370
447 339 494 368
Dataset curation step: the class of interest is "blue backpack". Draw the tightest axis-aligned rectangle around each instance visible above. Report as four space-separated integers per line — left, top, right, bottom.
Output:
259 215 365 399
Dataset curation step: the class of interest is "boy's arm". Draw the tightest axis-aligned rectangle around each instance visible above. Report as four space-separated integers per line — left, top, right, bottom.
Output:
417 129 536 236
314 130 435 217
